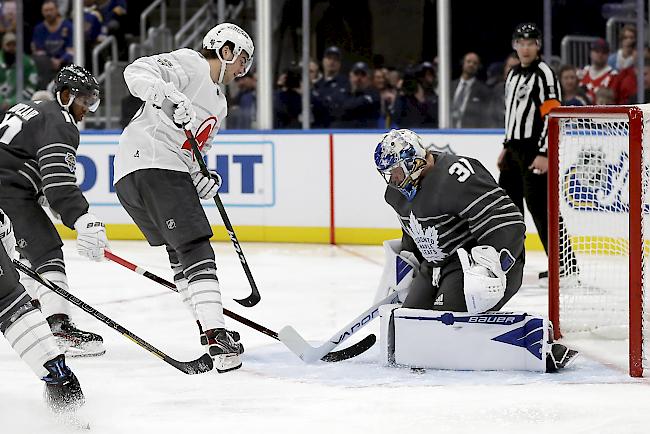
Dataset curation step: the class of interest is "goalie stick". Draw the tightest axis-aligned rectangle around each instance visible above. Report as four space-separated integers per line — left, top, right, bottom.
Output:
184 127 261 308
279 289 405 363
14 259 213 375
103 250 374 362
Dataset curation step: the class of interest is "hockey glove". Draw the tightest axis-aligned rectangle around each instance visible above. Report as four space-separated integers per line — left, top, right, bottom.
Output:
73 213 109 261
0 209 16 259
192 170 222 200
147 81 197 129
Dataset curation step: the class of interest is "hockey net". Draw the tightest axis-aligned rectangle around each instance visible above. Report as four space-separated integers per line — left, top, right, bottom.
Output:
548 105 649 377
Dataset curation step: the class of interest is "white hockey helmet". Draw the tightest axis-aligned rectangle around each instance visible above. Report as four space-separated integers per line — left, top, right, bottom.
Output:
203 23 254 84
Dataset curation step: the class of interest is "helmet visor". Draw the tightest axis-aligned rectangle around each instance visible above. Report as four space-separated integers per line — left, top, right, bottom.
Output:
74 90 101 112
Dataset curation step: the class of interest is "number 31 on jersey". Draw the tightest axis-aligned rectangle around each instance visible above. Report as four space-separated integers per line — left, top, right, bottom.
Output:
448 158 475 182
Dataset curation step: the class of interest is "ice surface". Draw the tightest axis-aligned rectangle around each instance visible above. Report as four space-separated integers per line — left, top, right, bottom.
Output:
1 241 649 433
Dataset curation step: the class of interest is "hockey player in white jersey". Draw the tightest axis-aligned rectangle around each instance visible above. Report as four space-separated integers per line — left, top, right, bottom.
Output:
114 23 253 373
0 210 84 413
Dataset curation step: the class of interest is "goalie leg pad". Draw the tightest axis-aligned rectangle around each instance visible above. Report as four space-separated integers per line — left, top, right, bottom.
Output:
380 308 550 372
374 239 419 304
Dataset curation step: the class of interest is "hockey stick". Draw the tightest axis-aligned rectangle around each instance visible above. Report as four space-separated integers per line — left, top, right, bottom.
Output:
184 127 261 308
13 259 213 375
279 289 405 363
103 250 375 362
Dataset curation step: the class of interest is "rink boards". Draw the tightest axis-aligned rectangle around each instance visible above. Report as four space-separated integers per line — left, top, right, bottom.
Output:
56 129 545 248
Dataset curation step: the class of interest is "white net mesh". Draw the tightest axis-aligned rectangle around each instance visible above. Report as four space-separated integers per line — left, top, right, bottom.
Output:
556 110 649 375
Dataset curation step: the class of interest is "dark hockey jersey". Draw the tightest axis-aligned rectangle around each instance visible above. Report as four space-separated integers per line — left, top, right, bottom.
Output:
385 152 525 267
0 100 89 229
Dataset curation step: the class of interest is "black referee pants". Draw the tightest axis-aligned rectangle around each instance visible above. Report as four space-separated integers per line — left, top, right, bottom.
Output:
499 139 578 274
499 139 549 253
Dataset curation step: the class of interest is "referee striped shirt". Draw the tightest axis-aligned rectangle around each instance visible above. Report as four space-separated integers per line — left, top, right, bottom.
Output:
504 58 561 154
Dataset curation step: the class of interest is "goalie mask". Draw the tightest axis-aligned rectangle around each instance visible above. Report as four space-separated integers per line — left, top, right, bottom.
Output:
203 23 254 84
374 129 428 201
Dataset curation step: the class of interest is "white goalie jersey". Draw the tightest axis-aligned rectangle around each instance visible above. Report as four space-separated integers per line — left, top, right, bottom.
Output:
114 48 227 184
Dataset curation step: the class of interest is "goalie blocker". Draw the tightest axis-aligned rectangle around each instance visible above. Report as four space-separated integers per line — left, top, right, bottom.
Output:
380 306 578 372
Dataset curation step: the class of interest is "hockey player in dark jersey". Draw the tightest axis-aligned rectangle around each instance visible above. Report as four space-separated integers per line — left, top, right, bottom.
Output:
374 129 526 313
0 210 85 414
0 64 108 357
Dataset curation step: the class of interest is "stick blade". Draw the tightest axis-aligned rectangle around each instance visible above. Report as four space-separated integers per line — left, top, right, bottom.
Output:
278 325 322 363
169 353 214 375
321 334 377 362
234 291 261 307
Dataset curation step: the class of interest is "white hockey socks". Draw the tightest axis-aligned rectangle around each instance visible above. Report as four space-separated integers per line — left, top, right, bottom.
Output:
26 269 71 319
187 279 225 330
2 303 62 378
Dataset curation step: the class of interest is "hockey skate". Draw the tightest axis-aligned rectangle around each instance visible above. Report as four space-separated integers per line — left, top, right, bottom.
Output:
48 314 106 357
42 354 85 413
205 328 244 373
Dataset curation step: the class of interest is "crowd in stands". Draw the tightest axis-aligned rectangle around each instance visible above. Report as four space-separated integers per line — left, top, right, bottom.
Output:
2 0 649 130
230 23 650 130
0 0 129 113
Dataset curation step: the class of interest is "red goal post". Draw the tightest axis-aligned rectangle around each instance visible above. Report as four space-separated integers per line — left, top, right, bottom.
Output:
548 105 645 378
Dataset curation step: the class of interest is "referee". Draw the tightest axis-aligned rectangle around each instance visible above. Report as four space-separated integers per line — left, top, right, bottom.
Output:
498 22 577 279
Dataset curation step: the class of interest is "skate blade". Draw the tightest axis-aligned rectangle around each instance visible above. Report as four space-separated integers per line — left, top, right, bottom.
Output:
59 339 106 358
214 354 242 373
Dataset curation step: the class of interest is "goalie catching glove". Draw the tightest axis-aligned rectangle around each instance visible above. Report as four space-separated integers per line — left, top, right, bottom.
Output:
74 213 109 261
192 170 222 200
146 80 197 129
457 245 515 314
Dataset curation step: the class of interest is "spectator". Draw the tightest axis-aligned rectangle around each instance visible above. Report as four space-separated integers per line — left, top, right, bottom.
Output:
391 67 437 129
386 68 401 90
0 0 17 35
372 67 396 128
0 32 38 113
487 53 519 128
450 52 491 128
97 0 127 59
578 39 617 104
311 45 347 127
31 89 55 102
309 60 322 84
31 0 74 88
627 59 650 103
229 72 257 129
594 87 615 105
558 64 588 106
274 67 302 129
608 24 636 70
84 0 105 70
331 61 380 128
418 61 437 99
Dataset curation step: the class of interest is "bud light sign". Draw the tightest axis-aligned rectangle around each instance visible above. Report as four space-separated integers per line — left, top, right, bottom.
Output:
73 139 275 208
